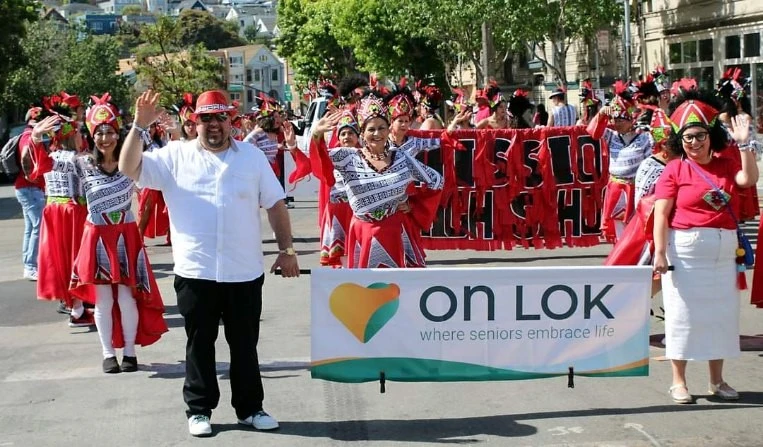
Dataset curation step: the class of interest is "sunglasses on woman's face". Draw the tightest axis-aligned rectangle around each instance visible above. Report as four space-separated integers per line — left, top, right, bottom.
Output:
198 113 229 123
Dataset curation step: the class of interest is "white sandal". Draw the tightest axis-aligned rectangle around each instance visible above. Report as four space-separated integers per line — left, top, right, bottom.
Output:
669 384 693 404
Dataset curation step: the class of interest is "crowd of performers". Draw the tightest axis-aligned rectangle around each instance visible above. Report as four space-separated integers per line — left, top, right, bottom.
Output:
14 88 307 374
12 64 763 387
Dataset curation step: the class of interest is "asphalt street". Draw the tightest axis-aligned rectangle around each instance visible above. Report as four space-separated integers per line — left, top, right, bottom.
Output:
1 181 763 447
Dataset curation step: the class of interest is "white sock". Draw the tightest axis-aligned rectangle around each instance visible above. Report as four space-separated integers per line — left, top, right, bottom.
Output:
117 285 139 357
94 285 116 359
71 300 84 319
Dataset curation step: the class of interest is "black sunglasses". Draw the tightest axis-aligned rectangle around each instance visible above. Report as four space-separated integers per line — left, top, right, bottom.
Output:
199 113 229 123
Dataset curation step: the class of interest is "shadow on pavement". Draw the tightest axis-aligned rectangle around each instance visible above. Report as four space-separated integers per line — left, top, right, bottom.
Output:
213 414 538 442
0 279 65 326
0 196 21 220
145 359 310 379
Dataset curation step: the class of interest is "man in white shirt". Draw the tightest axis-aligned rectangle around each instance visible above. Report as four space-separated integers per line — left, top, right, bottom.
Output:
119 90 299 437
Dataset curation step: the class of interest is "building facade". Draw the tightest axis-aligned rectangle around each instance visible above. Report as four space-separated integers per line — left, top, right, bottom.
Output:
641 0 763 132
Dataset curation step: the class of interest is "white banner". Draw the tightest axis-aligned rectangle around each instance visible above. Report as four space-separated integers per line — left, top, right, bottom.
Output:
311 267 652 382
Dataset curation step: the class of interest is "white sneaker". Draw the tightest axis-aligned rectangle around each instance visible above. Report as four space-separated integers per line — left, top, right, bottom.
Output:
188 414 212 437
23 269 38 281
237 410 279 430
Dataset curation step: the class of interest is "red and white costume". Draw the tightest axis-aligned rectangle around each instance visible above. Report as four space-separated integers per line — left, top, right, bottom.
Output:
37 149 87 306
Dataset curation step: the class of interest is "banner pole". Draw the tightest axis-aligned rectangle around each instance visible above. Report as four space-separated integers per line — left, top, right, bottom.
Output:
568 367 575 388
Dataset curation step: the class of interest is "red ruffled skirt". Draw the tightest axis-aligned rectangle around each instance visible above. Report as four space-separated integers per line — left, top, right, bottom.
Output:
604 195 656 266
600 178 635 243
319 201 353 266
70 221 168 348
138 189 170 238
37 201 87 306
346 212 426 269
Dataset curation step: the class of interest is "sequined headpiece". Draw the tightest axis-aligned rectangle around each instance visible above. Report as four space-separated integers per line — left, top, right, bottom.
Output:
717 68 750 102
651 66 670 93
85 93 122 134
385 78 415 121
357 91 389 126
669 99 719 133
337 109 360 135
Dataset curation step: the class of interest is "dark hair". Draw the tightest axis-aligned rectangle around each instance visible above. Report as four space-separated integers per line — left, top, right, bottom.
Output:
92 129 123 165
664 89 729 155
257 114 279 133
180 121 195 139
720 95 753 118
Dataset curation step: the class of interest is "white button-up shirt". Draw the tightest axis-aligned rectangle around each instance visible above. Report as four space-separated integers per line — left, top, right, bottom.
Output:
138 139 285 282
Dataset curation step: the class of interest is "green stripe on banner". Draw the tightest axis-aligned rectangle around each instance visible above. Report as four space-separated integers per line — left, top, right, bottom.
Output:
312 358 648 382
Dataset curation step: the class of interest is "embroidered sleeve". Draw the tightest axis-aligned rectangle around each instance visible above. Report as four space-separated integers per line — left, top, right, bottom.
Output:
403 152 444 190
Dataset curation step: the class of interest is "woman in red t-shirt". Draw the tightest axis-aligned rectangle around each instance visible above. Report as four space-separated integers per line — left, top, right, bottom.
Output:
653 90 758 404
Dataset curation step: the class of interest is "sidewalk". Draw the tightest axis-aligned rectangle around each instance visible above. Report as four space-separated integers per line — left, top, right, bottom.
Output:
1 185 763 446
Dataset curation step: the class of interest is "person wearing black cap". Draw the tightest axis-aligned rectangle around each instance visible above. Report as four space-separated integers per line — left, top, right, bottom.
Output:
547 88 577 127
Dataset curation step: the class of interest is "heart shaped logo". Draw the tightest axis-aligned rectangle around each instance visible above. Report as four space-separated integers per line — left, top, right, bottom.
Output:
329 282 400 343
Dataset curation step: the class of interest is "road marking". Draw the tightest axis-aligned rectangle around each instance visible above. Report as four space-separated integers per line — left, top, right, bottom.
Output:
548 426 584 436
2 358 311 383
624 423 662 447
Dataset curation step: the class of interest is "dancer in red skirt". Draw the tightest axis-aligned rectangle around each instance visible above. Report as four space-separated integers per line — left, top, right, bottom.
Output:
70 94 168 373
310 90 444 268
137 122 170 243
30 94 93 327
308 108 358 266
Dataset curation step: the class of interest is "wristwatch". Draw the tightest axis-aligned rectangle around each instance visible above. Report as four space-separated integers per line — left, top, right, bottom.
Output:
279 247 297 256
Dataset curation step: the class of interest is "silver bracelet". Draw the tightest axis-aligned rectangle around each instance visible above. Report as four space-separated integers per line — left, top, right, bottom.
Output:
738 142 755 152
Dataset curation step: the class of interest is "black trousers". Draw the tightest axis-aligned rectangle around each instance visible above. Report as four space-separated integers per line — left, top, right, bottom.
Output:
175 274 265 419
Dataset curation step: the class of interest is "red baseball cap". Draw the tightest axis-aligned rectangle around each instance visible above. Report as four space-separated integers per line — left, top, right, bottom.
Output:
190 90 237 120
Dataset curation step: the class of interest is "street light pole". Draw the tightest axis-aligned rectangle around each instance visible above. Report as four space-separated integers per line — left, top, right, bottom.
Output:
623 0 631 79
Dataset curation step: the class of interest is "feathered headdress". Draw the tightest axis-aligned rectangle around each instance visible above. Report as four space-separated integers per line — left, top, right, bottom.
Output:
670 78 698 97
484 81 505 110
611 80 638 120
635 75 660 103
446 88 470 114
251 92 279 119
651 66 670 93
385 77 415 121
59 91 83 110
339 75 370 104
318 81 342 108
640 104 674 148
85 93 121 134
579 80 601 122
177 92 196 123
41 94 77 141
357 90 389 126
416 80 443 112
717 67 750 102
508 89 532 117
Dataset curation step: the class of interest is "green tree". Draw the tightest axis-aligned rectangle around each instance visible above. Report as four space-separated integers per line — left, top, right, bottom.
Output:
243 23 261 43
0 0 41 112
499 0 623 85
275 0 356 84
55 33 132 108
121 5 143 16
176 10 246 50
134 16 226 107
2 19 62 112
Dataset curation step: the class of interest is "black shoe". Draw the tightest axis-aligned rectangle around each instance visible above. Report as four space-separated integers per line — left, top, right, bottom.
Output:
121 356 138 372
103 357 121 374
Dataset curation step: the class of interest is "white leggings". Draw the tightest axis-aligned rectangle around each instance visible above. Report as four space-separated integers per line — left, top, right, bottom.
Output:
94 284 139 359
